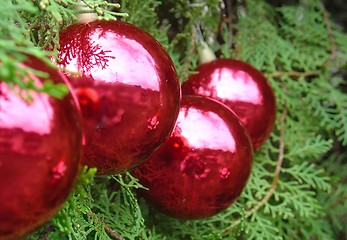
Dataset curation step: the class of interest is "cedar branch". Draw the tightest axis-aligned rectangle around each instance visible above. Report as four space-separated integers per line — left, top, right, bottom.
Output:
223 105 287 235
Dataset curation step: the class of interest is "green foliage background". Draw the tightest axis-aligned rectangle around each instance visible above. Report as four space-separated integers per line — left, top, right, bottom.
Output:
1 0 347 239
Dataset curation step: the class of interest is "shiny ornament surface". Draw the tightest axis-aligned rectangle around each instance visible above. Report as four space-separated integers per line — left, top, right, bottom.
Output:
135 95 253 220
58 20 181 174
182 59 276 149
0 56 83 239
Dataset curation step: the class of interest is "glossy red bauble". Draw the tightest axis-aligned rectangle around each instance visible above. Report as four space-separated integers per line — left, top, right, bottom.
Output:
134 95 253 220
58 20 181 174
0 56 83 239
182 59 276 149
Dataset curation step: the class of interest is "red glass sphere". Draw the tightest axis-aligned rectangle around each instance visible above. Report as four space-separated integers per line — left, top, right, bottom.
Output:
182 59 276 149
58 20 181 174
0 56 83 239
134 95 253 220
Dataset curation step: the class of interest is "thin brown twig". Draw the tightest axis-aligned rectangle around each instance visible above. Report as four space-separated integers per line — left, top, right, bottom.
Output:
38 223 54 240
224 0 234 48
181 26 197 82
223 105 287 234
89 211 125 240
103 222 125 240
265 70 321 78
318 1 337 66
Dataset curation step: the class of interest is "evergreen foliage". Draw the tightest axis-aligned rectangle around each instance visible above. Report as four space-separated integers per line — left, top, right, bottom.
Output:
1 0 346 239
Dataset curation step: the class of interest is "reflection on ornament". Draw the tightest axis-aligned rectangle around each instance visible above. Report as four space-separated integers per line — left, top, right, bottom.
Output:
0 56 82 239
58 20 181 174
135 95 253 220
182 59 276 149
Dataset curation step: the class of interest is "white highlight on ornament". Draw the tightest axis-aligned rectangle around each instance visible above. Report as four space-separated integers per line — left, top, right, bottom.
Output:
208 69 263 104
178 108 236 151
0 83 52 135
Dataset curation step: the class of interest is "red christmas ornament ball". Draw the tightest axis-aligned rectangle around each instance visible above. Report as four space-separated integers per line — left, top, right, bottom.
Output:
134 95 253 220
182 59 276 149
0 56 83 239
58 20 181 174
